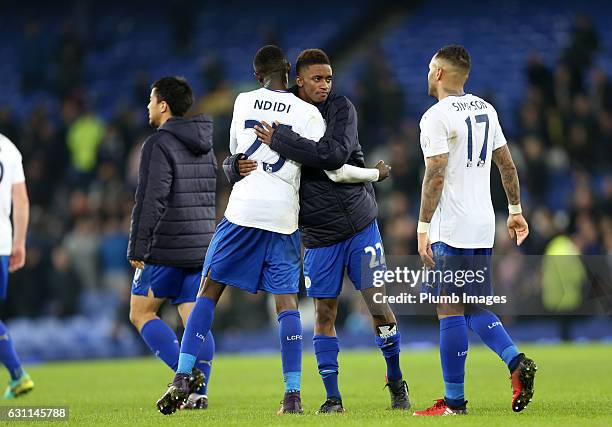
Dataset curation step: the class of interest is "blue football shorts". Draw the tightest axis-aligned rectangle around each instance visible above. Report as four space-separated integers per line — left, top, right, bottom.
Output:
131 264 201 305
0 255 9 300
303 220 386 298
420 242 493 297
202 217 301 295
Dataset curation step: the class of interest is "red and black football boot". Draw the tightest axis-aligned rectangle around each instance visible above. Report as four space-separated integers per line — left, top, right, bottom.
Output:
412 399 468 416
511 355 537 412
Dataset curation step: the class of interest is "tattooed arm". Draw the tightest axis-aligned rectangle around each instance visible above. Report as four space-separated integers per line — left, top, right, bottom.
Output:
492 144 529 245
419 153 449 222
417 153 448 267
492 144 520 205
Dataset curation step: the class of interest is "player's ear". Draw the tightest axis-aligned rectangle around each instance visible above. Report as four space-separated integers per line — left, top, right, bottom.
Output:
296 75 303 88
436 67 443 81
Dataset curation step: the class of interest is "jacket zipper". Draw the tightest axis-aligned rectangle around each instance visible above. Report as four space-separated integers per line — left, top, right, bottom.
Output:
329 183 357 234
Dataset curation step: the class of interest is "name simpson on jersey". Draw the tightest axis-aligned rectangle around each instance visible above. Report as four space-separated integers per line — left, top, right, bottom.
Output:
254 99 292 113
452 100 487 112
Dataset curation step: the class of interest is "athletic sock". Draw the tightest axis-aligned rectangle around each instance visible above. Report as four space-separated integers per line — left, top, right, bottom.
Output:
465 306 520 372
194 330 215 395
440 316 468 408
313 335 341 399
140 318 180 371
374 323 403 381
278 310 302 393
0 321 22 380
177 296 215 375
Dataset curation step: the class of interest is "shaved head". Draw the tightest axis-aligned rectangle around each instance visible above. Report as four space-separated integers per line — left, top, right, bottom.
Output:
435 44 471 75
427 44 471 99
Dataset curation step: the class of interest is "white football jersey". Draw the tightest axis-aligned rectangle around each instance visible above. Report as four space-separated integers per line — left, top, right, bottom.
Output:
225 88 325 234
0 133 26 255
419 94 507 248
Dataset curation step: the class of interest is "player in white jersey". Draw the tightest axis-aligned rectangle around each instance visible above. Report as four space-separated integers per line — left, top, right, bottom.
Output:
156 45 381 416
0 133 33 398
412 45 537 416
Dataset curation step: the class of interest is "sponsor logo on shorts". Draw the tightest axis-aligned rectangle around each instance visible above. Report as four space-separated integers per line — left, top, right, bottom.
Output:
133 268 143 284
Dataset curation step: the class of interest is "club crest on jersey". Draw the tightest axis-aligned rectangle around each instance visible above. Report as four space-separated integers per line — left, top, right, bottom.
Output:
254 99 292 113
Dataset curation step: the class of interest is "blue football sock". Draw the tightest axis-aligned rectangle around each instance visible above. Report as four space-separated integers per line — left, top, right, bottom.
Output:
374 323 403 381
0 321 22 380
194 330 215 395
177 296 215 375
465 306 520 371
440 316 468 407
140 318 180 371
278 310 302 393
313 335 341 399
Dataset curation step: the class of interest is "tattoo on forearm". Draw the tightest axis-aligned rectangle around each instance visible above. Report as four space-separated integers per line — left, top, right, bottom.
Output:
492 145 520 205
419 153 448 222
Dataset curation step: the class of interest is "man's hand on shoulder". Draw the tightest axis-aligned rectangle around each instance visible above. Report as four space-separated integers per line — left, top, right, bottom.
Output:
254 121 278 145
375 160 391 181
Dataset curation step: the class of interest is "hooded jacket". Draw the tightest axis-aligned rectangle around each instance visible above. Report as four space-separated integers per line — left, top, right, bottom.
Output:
128 114 217 268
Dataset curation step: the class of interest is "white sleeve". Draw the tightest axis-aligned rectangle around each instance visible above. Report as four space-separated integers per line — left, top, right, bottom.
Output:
324 164 379 183
229 95 241 154
492 114 508 150
419 111 449 158
11 149 25 184
303 110 325 141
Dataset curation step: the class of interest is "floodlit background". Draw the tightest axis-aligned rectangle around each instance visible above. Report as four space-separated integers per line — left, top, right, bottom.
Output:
0 0 610 361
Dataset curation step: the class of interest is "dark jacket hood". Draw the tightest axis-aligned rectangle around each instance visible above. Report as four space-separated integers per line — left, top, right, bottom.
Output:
159 114 213 155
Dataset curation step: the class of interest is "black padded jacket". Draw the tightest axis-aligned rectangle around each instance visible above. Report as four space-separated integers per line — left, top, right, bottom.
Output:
128 115 217 268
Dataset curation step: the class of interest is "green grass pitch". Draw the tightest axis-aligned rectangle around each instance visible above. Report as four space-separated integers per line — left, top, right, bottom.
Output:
2 343 611 426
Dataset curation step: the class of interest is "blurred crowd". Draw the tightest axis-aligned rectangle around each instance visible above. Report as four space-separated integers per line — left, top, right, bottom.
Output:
0 14 609 337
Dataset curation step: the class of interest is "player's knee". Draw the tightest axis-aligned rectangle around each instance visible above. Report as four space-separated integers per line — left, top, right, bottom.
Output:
128 308 144 329
315 303 337 329
437 301 465 318
274 294 298 313
128 306 155 330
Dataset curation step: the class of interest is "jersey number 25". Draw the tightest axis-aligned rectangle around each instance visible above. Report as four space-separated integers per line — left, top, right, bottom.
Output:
244 120 287 173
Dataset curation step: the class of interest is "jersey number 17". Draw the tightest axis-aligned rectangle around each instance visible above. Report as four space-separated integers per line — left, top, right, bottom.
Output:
465 114 489 168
